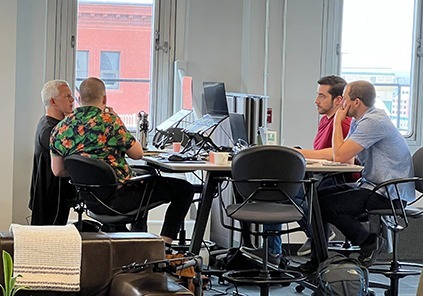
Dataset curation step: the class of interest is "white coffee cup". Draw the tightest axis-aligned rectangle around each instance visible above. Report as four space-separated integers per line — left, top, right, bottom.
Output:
210 152 229 165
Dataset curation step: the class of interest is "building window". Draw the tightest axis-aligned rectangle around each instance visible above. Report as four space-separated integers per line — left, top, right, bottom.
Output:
100 51 120 90
76 50 88 90
339 0 419 137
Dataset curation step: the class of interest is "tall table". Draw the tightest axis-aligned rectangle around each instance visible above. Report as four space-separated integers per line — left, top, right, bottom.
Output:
142 156 363 262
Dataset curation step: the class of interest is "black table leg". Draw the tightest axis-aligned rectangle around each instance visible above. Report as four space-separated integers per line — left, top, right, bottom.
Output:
189 171 229 254
307 174 328 263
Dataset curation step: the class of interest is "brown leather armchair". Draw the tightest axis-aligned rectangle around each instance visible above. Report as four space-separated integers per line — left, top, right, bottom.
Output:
0 231 193 296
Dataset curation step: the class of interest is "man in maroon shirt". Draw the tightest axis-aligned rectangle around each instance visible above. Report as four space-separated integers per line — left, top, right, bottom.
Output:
296 75 353 256
313 75 351 150
250 76 351 266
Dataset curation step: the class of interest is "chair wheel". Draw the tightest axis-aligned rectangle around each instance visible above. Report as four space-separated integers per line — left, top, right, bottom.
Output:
295 285 305 292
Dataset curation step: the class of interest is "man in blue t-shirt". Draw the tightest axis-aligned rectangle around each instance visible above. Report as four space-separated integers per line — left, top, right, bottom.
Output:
297 80 415 272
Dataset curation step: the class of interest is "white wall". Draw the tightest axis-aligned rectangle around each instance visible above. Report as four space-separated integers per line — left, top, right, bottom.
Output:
179 0 321 149
282 0 324 148
181 0 244 114
0 1 47 231
0 1 17 230
13 0 48 226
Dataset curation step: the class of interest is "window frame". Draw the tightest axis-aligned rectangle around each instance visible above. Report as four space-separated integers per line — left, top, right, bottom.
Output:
323 0 423 147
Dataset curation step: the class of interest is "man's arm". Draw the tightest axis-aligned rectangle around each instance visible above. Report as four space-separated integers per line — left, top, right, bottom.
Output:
126 141 144 160
332 104 363 163
51 154 69 177
296 147 334 160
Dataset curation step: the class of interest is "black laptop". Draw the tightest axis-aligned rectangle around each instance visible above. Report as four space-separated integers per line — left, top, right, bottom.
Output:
183 82 229 135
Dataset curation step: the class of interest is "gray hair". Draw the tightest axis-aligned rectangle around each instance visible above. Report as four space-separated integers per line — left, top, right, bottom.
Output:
41 80 70 107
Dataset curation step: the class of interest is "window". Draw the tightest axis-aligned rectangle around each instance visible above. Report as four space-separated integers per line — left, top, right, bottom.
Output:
76 50 88 90
100 51 120 89
74 0 176 132
339 0 421 137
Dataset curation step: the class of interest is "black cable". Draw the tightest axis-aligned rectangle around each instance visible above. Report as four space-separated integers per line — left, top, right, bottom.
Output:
52 177 62 225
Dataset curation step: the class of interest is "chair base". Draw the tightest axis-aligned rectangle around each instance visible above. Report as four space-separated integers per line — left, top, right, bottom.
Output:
223 268 306 285
172 239 216 253
73 219 102 232
224 268 306 296
328 239 361 256
369 261 423 296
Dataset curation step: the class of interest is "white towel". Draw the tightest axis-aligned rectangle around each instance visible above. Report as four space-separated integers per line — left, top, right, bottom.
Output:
10 224 82 292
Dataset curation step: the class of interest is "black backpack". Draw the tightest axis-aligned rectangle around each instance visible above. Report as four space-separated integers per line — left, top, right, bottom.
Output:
316 254 369 296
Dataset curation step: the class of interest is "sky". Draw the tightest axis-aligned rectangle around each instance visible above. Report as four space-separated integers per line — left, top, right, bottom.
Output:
341 0 415 74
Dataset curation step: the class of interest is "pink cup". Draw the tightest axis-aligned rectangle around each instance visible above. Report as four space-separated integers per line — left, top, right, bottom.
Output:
173 142 182 153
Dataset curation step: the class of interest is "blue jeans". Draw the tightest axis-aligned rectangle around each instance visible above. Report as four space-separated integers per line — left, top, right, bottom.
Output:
264 173 344 254
263 192 309 254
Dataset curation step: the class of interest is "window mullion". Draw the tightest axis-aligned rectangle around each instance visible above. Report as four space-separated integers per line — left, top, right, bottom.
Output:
150 0 176 130
46 0 77 86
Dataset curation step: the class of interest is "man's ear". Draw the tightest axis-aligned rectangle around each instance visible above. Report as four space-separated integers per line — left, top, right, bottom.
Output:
102 95 107 105
334 95 343 105
49 97 56 107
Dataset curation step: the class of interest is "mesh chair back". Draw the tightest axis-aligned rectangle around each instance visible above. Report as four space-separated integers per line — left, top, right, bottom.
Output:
413 147 423 193
231 145 306 202
64 155 119 213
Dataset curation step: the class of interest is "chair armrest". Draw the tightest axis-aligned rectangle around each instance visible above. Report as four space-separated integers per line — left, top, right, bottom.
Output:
368 177 423 229
126 174 155 184
69 181 120 189
131 164 160 176
372 176 423 191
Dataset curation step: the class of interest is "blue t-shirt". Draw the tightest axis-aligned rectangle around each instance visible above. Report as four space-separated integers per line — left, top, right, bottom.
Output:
348 107 415 201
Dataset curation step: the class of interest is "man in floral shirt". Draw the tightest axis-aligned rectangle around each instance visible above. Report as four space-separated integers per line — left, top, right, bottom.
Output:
50 77 194 246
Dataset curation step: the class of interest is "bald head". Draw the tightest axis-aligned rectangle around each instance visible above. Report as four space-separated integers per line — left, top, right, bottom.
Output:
79 77 106 105
346 80 376 107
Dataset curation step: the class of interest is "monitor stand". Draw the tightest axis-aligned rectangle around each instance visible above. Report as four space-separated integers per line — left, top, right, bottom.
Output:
153 127 184 149
182 126 221 158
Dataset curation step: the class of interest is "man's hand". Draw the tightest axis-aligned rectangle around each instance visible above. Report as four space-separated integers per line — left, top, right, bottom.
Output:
104 106 118 116
334 101 350 125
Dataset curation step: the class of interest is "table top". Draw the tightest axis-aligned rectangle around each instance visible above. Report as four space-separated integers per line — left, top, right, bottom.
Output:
142 156 364 173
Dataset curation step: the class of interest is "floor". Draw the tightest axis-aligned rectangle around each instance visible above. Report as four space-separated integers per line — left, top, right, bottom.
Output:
203 273 421 296
201 253 422 296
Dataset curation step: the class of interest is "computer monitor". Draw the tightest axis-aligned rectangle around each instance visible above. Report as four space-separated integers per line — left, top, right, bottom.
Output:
229 113 249 146
203 82 229 116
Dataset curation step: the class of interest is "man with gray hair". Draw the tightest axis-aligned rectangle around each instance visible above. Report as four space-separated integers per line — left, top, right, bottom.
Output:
29 80 76 225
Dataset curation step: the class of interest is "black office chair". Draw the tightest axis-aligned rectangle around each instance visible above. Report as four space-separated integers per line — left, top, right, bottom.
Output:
218 145 314 296
363 147 423 296
64 154 159 232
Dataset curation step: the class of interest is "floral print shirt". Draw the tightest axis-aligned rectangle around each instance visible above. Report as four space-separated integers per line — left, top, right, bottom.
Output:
50 106 136 183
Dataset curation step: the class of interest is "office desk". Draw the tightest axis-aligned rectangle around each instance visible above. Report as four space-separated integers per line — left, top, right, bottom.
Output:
143 156 363 260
